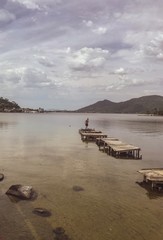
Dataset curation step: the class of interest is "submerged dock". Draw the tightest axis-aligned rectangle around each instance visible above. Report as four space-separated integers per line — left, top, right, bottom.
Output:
79 128 142 159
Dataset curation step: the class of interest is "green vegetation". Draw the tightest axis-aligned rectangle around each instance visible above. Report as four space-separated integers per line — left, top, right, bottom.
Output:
0 97 45 113
0 97 21 112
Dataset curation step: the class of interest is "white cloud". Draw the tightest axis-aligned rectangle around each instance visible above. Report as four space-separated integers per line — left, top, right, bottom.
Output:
68 47 109 71
114 67 127 75
157 53 163 60
142 34 163 60
36 56 55 67
83 20 93 27
92 27 107 35
0 66 55 90
83 19 107 35
11 0 40 10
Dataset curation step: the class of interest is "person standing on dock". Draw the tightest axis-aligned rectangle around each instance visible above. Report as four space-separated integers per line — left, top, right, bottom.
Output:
85 118 89 129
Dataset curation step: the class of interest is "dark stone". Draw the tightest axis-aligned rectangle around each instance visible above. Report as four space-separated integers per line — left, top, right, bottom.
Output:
0 173 4 181
53 227 71 240
72 185 84 192
53 227 65 235
6 184 37 200
32 208 51 217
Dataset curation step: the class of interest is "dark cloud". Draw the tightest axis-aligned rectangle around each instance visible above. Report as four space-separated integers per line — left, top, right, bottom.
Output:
0 9 15 27
0 71 20 84
90 41 133 53
23 68 54 88
0 0 7 8
38 58 55 67
5 0 39 19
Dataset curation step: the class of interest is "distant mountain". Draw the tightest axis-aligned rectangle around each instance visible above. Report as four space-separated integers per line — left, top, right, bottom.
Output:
76 95 163 114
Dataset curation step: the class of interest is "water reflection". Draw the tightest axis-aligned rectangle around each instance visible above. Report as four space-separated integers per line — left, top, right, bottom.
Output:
136 181 163 199
123 119 163 136
92 114 163 136
1 113 163 240
0 121 9 129
0 121 17 129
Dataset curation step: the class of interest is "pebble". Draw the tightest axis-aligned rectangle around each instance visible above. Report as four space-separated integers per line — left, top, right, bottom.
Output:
32 208 51 217
72 185 84 192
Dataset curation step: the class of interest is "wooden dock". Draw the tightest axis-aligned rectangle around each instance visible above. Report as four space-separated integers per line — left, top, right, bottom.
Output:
96 137 119 151
79 128 101 134
138 168 163 190
79 128 142 159
79 129 107 141
96 137 141 159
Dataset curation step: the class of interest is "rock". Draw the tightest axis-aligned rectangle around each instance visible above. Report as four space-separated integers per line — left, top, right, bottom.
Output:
53 227 65 235
53 227 71 240
32 208 51 217
72 185 84 192
6 184 36 200
0 173 4 181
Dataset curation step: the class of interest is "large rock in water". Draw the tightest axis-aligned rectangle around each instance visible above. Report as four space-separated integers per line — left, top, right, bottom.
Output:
6 184 36 200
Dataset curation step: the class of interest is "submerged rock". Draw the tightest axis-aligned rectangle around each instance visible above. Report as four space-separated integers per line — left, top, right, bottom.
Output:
6 184 37 200
0 173 4 181
53 227 65 235
53 227 71 240
32 208 51 217
72 185 84 192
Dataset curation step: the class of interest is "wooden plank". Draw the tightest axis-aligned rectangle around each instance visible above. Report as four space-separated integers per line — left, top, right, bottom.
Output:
138 169 163 182
111 144 140 152
80 132 107 137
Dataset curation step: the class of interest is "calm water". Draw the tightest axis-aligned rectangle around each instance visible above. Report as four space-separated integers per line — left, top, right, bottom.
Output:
0 113 163 240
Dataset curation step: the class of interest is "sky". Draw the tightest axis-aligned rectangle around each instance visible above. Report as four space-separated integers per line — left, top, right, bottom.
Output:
0 0 163 110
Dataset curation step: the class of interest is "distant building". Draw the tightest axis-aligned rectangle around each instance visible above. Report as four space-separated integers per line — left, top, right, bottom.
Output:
38 108 44 113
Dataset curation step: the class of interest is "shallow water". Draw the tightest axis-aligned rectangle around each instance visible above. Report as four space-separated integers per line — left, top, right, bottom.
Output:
0 113 163 240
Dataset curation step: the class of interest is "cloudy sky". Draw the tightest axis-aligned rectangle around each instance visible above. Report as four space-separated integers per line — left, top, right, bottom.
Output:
0 0 163 109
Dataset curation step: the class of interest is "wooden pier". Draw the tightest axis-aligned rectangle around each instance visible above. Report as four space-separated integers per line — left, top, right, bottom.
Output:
79 128 142 159
79 129 107 141
96 137 119 151
96 138 141 159
138 168 163 190
79 128 101 134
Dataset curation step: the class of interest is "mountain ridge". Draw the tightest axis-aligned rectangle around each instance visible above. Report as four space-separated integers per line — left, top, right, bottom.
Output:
76 95 163 114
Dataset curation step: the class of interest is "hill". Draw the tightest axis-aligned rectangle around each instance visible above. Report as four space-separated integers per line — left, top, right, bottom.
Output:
0 97 21 112
76 95 163 114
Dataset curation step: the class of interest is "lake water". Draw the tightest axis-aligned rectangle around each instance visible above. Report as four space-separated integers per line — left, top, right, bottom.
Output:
0 113 163 240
